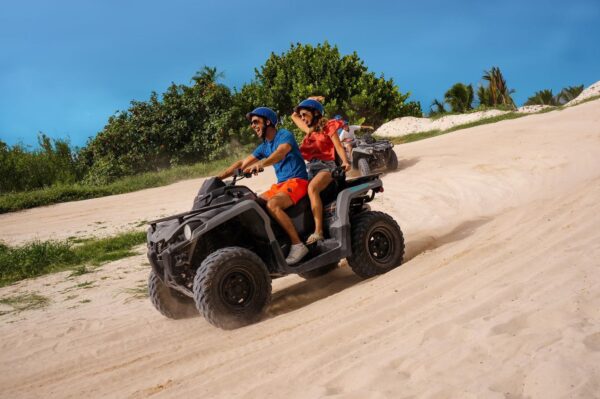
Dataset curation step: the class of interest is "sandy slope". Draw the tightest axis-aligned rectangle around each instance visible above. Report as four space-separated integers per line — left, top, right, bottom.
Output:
1 100 600 398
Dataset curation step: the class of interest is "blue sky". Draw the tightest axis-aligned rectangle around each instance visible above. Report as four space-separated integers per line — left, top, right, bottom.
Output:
1 0 599 148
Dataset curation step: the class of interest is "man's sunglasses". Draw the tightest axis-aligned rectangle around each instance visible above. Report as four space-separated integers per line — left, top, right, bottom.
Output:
299 111 312 118
250 118 262 126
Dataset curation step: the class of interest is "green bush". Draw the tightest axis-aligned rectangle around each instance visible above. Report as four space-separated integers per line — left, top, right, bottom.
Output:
241 42 421 139
80 67 236 183
0 135 84 193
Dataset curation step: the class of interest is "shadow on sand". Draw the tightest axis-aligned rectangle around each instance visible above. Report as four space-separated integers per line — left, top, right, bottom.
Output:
380 156 421 177
267 266 362 318
404 217 492 262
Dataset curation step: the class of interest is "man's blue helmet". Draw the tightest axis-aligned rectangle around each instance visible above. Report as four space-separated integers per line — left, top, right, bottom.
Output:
334 114 343 120
294 99 324 115
246 107 278 127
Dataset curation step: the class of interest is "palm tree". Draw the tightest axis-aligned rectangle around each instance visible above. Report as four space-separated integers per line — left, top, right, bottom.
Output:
524 89 558 106
430 98 447 116
476 84 489 107
481 67 516 108
556 85 584 104
444 83 474 113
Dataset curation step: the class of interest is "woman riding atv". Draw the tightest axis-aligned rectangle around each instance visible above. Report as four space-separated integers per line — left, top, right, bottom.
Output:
291 97 351 245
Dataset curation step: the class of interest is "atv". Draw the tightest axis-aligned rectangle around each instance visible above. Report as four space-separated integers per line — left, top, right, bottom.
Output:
349 130 398 176
146 168 404 329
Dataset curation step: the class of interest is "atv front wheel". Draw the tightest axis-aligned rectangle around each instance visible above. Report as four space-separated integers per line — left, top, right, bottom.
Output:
347 211 404 279
299 262 338 279
387 150 399 171
193 247 271 329
358 158 371 176
148 271 198 319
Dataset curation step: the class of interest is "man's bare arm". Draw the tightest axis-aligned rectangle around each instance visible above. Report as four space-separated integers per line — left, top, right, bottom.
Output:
218 155 258 180
244 144 292 173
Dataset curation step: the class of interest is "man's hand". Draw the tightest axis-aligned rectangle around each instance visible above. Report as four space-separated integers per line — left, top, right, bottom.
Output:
244 162 263 175
308 95 325 102
342 161 351 172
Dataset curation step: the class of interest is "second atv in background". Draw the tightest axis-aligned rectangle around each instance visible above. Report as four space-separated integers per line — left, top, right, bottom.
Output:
346 127 398 176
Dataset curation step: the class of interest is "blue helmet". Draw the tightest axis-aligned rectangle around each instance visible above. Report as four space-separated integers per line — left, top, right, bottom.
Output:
295 99 324 116
246 107 278 127
334 114 343 120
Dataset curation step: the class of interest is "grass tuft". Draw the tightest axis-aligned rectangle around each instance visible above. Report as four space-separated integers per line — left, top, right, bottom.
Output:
0 231 146 287
122 282 149 301
0 292 50 315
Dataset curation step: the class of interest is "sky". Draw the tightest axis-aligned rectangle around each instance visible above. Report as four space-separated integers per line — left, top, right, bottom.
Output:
1 0 599 148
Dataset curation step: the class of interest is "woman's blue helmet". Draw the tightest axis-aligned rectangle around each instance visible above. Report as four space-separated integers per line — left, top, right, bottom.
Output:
246 107 278 127
294 99 324 115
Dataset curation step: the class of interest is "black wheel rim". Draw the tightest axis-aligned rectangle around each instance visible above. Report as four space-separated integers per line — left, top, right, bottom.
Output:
367 226 394 264
220 268 255 309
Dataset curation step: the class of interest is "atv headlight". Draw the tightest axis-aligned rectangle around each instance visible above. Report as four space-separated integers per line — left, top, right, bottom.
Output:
184 224 193 240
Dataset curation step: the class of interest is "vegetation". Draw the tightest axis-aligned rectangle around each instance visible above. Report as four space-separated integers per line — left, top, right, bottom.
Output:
79 67 240 185
557 85 584 104
0 146 249 213
444 83 474 113
0 135 84 193
429 99 447 115
478 67 516 108
1 42 420 210
525 89 559 106
524 85 584 106
0 231 145 287
0 292 50 315
242 42 421 135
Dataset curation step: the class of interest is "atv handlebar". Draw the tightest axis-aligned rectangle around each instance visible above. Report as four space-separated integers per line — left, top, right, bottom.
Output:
235 167 264 179
228 167 264 186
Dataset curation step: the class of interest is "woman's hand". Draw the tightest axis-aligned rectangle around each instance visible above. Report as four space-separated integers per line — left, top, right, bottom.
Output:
342 161 351 172
308 95 325 102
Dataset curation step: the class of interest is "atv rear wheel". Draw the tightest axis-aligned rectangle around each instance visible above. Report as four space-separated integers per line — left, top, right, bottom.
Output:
347 211 404 279
193 247 271 329
358 158 371 176
299 262 338 280
148 271 197 319
387 150 399 171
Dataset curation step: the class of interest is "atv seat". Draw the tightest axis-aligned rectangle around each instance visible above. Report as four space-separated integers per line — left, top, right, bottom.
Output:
256 179 341 240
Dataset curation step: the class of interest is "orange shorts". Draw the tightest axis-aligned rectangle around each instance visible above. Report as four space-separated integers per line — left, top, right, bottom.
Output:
262 178 308 204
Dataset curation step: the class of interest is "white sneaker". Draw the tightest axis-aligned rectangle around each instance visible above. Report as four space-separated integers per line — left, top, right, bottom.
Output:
286 243 309 265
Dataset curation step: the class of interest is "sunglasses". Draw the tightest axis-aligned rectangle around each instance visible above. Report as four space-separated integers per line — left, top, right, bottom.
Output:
250 118 262 126
299 111 312 118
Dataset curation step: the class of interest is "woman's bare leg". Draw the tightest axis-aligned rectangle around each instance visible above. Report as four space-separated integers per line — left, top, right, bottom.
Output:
307 171 333 236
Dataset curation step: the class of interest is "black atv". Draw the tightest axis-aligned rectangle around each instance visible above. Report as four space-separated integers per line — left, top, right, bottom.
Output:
146 168 404 329
350 131 398 176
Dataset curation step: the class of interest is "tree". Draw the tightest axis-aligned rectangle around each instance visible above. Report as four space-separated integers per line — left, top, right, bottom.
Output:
80 67 236 183
240 42 421 134
429 99 447 116
479 67 516 108
556 85 584 104
444 83 474 113
524 89 558 106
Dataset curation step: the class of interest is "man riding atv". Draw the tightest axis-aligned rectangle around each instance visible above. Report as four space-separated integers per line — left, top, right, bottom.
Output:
218 107 310 265
145 107 405 330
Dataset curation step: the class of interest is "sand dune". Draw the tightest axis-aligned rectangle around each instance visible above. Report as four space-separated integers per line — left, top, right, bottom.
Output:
1 99 599 398
375 80 600 138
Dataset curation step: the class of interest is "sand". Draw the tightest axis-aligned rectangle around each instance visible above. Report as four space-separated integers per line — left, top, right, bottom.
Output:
1 98 599 398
